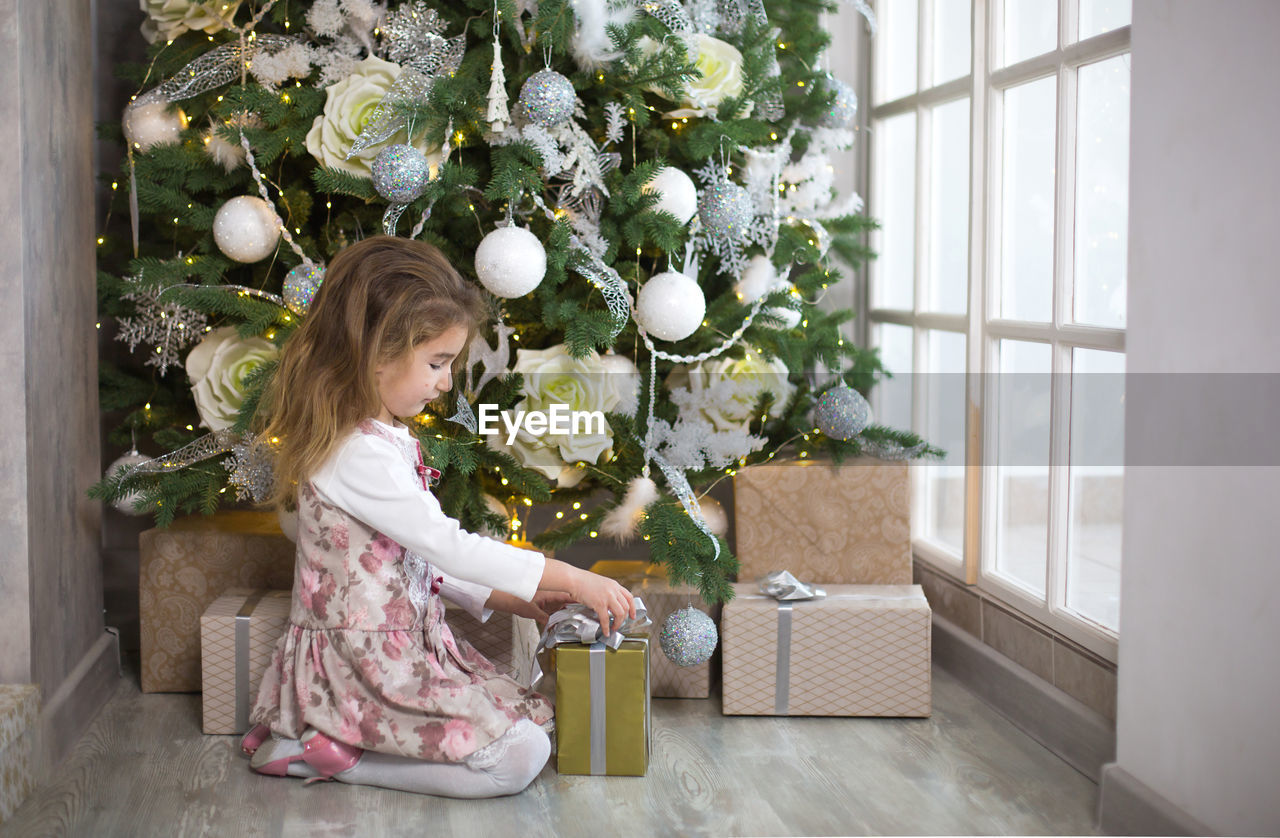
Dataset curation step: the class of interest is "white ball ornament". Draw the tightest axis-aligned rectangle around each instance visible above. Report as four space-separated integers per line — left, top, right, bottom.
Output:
642 167 698 225
474 226 547 298
636 271 706 342
213 196 280 263
698 495 728 537
277 505 299 543
105 448 151 516
123 94 187 151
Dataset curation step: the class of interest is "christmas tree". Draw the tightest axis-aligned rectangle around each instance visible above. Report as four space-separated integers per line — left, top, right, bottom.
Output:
93 0 936 604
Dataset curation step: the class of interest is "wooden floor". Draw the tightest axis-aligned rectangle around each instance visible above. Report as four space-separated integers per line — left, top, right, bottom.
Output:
6 663 1100 837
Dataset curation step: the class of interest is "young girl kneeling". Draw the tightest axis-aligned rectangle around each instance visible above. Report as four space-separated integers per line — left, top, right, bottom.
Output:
242 236 635 797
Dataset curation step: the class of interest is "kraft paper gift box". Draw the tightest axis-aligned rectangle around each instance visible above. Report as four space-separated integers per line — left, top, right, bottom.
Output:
201 588 293 734
140 510 295 693
443 607 540 681
721 583 932 717
589 560 719 698
554 637 650 776
733 458 912 584
0 684 39 821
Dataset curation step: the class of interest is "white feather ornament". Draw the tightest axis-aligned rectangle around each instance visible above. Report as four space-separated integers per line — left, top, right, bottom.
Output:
600 475 659 541
569 0 636 71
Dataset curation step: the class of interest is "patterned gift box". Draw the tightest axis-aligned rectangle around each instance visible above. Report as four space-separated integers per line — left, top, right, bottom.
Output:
0 684 39 822
721 583 931 717
200 589 293 734
554 637 650 776
589 560 719 698
443 607 540 683
140 510 295 693
733 458 912 584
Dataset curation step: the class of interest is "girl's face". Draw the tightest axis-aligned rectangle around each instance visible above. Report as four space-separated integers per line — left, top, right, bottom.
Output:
374 324 468 423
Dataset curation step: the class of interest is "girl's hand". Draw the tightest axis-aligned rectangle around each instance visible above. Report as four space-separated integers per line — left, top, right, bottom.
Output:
532 590 575 616
571 570 636 638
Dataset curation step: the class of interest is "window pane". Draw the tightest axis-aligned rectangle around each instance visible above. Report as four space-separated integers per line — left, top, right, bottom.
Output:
992 339 1050 597
1002 0 1056 66
1066 348 1124 631
1073 56 1129 328
873 323 914 434
872 113 917 311
922 330 966 551
999 77 1056 322
879 0 919 102
927 97 969 314
1079 0 1131 40
931 0 971 84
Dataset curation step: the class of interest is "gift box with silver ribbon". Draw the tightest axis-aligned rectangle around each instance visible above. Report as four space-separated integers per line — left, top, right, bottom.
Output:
532 601 653 776
721 573 932 717
200 588 292 734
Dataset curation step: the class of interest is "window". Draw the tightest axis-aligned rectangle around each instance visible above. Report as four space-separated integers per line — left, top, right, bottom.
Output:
868 0 1130 659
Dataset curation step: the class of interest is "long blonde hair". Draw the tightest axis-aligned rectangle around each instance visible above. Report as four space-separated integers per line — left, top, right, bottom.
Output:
258 236 487 510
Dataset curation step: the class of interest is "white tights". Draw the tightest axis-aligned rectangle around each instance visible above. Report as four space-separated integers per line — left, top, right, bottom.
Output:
253 720 551 798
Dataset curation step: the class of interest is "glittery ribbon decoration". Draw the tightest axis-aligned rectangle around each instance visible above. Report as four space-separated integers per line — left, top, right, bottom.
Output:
346 3 466 157
651 452 721 560
846 0 878 35
154 34 302 102
641 0 694 32
859 438 931 460
120 429 241 479
163 282 287 309
712 0 783 120
446 392 478 433
527 599 653 687
530 194 630 338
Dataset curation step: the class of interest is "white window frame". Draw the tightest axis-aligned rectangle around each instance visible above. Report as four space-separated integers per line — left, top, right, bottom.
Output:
867 0 1129 661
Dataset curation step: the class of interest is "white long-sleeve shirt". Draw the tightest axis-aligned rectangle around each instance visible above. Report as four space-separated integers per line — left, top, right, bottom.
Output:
310 420 546 614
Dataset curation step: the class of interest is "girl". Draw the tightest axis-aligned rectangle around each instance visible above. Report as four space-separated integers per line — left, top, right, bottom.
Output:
242 235 635 797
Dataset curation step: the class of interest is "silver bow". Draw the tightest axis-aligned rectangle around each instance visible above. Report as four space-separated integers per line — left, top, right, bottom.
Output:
527 598 652 686
757 570 826 601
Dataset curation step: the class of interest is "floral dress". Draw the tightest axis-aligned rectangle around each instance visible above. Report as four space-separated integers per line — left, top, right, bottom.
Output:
249 420 553 764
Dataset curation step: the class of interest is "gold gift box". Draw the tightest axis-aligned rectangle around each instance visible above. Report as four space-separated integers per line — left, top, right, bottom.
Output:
721 583 932 717
733 458 912 584
589 560 719 698
554 637 650 776
140 510 295 693
200 588 293 734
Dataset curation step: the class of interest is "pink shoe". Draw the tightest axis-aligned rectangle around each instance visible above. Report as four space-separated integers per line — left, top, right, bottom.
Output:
241 724 270 757
251 730 363 783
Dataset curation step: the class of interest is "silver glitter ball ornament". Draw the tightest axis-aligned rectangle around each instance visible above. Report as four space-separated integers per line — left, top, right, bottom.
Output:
813 384 872 441
282 264 325 316
518 69 576 128
371 144 431 203
698 181 754 241
817 73 858 129
660 607 719 667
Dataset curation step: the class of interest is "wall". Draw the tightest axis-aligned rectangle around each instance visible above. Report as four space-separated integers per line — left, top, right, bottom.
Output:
1103 2 1280 834
0 0 120 771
